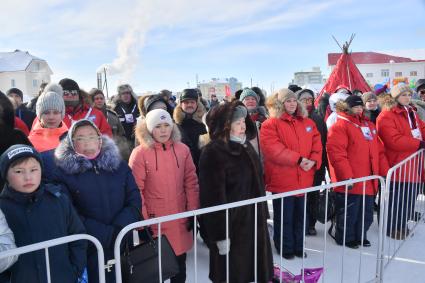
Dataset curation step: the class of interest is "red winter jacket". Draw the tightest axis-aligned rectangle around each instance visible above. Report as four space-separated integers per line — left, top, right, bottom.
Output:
63 104 112 137
14 117 29 135
260 110 322 194
327 112 389 195
377 104 425 183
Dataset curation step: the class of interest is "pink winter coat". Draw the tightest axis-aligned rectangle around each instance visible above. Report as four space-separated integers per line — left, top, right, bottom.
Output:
129 121 199 256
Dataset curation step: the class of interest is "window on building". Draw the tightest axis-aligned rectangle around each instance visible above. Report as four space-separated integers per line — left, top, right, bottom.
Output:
395 72 402 77
35 62 40 71
381 69 389 77
33 79 38 88
366 73 373 78
11 79 15 87
410 71 418 76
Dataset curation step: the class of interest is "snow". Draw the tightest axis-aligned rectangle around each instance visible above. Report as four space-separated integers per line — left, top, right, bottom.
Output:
181 210 425 282
0 50 42 72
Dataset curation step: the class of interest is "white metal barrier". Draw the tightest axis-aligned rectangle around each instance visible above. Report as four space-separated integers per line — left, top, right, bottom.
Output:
114 175 385 283
380 149 425 275
0 234 106 283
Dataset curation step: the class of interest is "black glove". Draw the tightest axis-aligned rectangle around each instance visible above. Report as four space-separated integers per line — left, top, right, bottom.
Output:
186 217 195 232
346 178 353 190
419 141 425 150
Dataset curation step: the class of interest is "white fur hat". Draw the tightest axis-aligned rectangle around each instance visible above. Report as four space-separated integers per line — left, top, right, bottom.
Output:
145 109 173 133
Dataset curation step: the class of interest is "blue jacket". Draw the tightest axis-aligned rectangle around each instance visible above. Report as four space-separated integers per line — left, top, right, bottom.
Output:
0 183 87 283
49 136 141 282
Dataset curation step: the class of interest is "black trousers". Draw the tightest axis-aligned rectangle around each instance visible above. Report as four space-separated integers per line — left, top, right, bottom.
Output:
170 253 187 283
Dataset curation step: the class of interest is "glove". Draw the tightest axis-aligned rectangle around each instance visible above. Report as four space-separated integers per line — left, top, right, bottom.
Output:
216 239 231 255
346 178 353 190
186 217 194 232
419 141 425 150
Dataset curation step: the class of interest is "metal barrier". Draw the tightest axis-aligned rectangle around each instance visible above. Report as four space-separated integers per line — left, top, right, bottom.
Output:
0 234 106 283
379 149 425 275
114 175 385 283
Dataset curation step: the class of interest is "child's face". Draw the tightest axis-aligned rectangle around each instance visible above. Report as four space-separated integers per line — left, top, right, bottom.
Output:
6 157 41 193
72 125 102 159
152 123 172 144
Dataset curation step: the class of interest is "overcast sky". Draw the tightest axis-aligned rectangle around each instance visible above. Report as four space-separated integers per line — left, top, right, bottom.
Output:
1 0 425 95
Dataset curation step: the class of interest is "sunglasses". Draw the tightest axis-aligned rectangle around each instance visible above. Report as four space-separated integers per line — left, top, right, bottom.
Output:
63 90 79 97
419 90 425 95
73 136 101 143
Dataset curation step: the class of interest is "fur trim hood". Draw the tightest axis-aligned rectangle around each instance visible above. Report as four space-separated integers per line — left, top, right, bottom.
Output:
135 119 181 148
266 93 307 119
377 93 416 111
173 98 206 124
54 135 121 174
335 100 360 115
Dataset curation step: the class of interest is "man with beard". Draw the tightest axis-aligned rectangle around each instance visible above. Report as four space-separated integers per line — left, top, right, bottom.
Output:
173 89 207 172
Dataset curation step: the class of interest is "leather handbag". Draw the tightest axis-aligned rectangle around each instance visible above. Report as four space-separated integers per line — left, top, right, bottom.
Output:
121 229 180 283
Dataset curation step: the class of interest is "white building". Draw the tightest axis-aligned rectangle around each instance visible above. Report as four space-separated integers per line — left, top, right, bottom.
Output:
0 50 52 101
292 67 324 86
197 77 242 102
328 52 425 88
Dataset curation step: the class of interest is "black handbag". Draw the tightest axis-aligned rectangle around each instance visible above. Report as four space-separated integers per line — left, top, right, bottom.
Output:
121 229 180 283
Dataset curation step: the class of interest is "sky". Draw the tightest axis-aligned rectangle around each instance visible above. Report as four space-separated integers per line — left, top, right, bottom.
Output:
1 0 425 96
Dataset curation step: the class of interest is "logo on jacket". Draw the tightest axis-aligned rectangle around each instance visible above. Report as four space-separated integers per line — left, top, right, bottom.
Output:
87 115 96 122
306 126 312 132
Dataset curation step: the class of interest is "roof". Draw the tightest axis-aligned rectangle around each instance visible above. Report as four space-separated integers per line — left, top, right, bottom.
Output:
328 52 425 65
0 50 45 72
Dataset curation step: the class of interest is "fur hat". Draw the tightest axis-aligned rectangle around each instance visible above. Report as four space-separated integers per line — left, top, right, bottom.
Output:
59 78 80 93
415 79 425 92
362 92 377 104
145 109 173 133
0 145 43 180
144 95 168 113
239 88 258 102
288 84 302 93
276 88 297 103
345 95 364 108
296 89 315 101
180 89 198 102
6 88 23 100
36 89 65 120
117 84 134 95
391 84 412 99
232 105 248 122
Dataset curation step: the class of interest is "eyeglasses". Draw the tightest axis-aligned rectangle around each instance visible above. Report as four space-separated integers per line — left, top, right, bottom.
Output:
72 136 100 143
63 90 79 97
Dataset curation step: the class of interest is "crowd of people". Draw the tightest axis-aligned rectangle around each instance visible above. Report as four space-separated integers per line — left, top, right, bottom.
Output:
0 77 424 283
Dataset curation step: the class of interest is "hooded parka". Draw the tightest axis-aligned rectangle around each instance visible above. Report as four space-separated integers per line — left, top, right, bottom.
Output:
376 96 425 182
129 120 199 256
327 106 389 195
260 96 322 193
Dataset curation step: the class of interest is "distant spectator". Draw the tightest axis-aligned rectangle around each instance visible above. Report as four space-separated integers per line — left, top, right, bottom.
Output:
251 86 266 107
6 88 36 131
59 78 112 136
113 84 140 144
362 92 380 124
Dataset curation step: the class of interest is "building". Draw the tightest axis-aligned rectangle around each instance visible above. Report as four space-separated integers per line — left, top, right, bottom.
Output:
0 50 52 101
292 67 324 86
197 77 242 101
328 52 425 89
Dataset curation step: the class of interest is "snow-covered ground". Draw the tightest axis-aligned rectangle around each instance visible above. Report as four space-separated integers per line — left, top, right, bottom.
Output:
183 215 425 282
